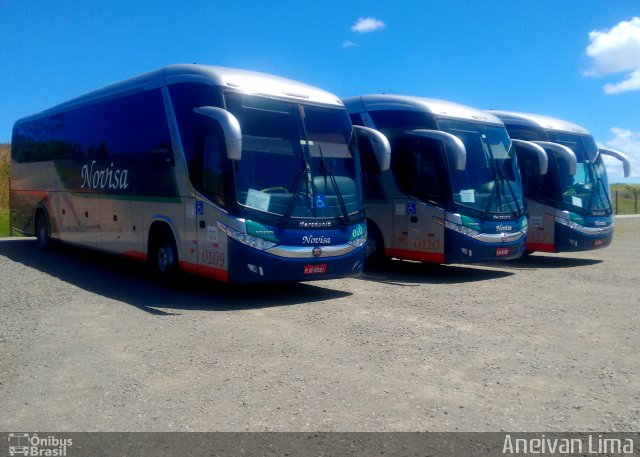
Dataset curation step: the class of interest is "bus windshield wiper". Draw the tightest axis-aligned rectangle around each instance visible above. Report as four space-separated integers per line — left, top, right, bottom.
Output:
489 145 523 216
588 169 610 212
279 160 313 226
318 145 350 225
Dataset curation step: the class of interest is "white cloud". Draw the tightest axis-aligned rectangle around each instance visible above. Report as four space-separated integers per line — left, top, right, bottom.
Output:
585 17 640 94
600 128 640 181
342 40 358 48
351 17 386 33
604 69 640 94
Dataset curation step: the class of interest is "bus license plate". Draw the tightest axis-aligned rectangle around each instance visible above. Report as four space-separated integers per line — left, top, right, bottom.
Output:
496 248 509 257
304 264 327 275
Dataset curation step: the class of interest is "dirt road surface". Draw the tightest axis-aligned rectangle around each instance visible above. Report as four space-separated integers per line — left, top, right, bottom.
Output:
0 218 638 431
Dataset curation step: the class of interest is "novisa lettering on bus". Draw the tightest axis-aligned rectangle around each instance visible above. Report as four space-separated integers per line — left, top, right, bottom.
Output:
302 235 331 244
80 161 129 190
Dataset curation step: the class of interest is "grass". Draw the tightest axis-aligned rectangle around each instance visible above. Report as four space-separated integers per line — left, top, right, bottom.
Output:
0 144 8 237
0 208 8 237
610 183 640 215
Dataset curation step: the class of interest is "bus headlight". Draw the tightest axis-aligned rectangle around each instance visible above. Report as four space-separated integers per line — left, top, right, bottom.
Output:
555 215 583 231
444 220 481 239
218 222 278 251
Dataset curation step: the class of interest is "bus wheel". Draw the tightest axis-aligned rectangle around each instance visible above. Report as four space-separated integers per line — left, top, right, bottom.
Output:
151 230 179 280
365 223 386 268
35 211 51 250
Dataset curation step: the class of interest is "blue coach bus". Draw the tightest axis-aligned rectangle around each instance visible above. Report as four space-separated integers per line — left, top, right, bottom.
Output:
10 64 389 283
344 95 532 265
490 111 631 253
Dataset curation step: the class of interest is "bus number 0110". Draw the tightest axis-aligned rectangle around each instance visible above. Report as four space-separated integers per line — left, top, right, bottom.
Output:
413 238 440 251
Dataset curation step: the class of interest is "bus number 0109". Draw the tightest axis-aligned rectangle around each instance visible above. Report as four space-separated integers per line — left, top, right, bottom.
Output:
202 249 225 267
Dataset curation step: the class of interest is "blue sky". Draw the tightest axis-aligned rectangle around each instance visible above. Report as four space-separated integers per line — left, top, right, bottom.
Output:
1 0 638 182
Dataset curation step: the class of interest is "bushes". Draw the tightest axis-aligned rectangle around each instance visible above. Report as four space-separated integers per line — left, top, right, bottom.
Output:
0 143 9 211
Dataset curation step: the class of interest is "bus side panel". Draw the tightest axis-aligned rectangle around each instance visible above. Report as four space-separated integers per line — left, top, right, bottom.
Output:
9 161 62 236
73 194 102 246
365 199 393 252
408 200 445 262
525 199 556 252
56 190 78 241
193 200 229 281
178 197 200 272
100 198 133 253
391 198 410 254
388 198 445 263
143 200 186 262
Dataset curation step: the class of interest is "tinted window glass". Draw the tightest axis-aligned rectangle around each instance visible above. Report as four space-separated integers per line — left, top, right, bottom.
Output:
12 89 177 197
369 110 435 130
391 136 446 206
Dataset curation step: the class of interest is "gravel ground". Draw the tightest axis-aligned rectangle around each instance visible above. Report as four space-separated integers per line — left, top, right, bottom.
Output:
0 218 638 432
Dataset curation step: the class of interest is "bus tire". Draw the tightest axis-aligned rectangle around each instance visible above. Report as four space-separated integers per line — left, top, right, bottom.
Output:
364 222 387 268
35 211 51 250
150 228 179 281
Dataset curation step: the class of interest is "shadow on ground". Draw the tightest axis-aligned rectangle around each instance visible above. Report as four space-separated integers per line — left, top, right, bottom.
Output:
358 258 514 286
0 239 351 315
485 253 603 270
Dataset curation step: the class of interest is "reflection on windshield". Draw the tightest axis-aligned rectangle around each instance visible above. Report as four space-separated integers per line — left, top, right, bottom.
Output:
224 93 362 222
547 132 610 213
437 119 524 215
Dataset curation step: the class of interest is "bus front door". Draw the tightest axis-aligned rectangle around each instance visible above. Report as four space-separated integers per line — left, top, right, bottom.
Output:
195 200 229 282
391 199 445 264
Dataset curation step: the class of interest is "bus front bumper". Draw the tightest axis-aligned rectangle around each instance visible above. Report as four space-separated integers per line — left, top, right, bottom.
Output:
554 222 613 252
227 239 365 283
444 229 526 263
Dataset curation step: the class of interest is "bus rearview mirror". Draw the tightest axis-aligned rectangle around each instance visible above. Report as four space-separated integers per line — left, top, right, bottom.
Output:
194 107 242 160
354 125 391 172
532 141 577 176
511 139 548 175
407 129 466 171
599 148 631 178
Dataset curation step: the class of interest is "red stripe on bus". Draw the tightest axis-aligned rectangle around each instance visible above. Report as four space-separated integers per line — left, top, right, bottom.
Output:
385 248 445 264
12 190 49 197
121 251 148 262
525 242 555 253
119 252 228 282
179 261 229 283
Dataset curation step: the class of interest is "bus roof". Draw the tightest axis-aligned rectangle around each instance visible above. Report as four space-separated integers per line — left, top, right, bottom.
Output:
343 94 504 125
17 64 344 123
487 110 591 136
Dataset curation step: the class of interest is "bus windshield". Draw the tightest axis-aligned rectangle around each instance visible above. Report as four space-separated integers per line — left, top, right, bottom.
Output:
547 131 610 214
224 93 361 223
438 119 524 217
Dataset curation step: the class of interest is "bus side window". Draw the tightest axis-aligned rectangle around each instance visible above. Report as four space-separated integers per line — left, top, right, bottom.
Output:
525 156 556 204
391 137 444 206
357 130 385 199
412 138 445 206
193 128 226 208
